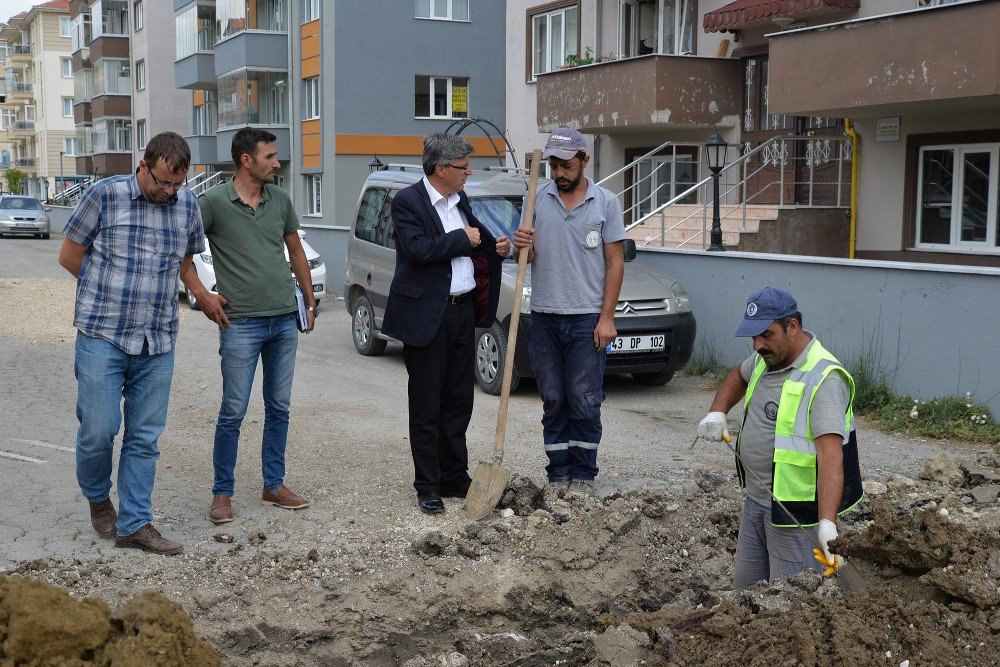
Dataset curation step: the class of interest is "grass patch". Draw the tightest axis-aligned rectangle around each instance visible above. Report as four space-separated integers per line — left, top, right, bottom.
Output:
683 338 731 391
859 393 1000 444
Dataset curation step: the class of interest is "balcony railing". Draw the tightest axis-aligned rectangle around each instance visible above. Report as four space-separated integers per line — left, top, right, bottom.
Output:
13 157 36 167
12 44 31 56
13 120 35 131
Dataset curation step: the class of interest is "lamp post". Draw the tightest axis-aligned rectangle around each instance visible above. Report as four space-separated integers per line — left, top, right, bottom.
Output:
368 155 384 173
59 150 65 196
705 128 728 252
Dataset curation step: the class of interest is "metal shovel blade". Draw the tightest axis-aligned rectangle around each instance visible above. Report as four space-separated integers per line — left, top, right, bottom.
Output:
836 558 867 592
464 461 511 520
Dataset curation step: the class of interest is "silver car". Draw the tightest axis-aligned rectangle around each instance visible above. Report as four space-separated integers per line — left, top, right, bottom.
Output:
0 195 51 239
344 167 696 394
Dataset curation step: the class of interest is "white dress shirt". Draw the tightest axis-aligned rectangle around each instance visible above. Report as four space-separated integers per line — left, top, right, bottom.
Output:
423 177 476 296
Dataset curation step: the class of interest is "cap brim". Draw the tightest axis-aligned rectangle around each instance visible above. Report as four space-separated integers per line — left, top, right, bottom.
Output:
541 147 579 160
735 317 771 337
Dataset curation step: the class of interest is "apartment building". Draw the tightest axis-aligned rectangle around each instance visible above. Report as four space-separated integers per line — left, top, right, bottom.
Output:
0 1 76 199
507 0 996 266
173 0 506 227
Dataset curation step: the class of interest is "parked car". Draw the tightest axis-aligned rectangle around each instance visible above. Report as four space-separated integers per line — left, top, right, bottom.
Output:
344 166 696 394
0 195 51 239
179 230 327 310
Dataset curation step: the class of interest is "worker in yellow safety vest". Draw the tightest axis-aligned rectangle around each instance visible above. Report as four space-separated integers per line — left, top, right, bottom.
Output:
697 287 863 589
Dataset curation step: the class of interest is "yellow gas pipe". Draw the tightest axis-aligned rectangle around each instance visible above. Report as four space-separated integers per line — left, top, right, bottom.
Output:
845 118 859 259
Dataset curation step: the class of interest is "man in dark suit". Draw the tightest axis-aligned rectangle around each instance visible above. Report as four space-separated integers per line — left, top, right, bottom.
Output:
381 133 510 514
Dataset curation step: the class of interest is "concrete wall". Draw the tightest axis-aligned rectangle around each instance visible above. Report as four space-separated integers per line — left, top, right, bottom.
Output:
632 247 1000 418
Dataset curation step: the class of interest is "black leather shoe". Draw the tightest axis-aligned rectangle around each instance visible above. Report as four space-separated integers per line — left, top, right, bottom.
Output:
417 491 446 514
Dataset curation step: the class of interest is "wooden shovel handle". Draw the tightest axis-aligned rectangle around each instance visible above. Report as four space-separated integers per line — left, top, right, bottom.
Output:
492 148 543 462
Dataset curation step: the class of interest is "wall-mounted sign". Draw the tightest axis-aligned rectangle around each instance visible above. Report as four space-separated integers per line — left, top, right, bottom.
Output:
875 116 901 143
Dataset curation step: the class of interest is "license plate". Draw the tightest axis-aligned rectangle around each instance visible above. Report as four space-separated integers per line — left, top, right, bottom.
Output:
16 223 34 228
608 334 665 353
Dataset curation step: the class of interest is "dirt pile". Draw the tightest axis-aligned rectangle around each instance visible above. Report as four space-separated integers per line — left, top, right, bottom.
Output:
0 576 221 666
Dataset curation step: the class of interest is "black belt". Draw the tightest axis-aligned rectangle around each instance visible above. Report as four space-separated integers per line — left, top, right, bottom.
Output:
445 291 472 304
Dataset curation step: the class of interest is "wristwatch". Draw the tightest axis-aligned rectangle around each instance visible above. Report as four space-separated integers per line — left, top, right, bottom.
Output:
306 305 318 316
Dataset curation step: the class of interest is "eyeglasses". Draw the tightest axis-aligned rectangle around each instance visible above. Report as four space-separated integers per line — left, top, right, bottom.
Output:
148 169 187 191
444 162 472 173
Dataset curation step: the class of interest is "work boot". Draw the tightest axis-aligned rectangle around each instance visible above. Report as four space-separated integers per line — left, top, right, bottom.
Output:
262 485 310 510
567 479 596 497
115 523 183 555
542 479 570 502
209 495 234 524
89 499 117 539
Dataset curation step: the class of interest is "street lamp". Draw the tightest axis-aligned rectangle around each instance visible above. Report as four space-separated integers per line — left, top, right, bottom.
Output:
705 128 728 252
368 155 384 173
59 150 65 196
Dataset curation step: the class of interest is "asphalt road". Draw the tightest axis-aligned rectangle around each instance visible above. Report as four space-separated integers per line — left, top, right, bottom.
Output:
0 237 972 566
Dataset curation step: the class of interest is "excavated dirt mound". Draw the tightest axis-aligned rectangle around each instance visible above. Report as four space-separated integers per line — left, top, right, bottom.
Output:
5 448 1000 665
0 576 221 666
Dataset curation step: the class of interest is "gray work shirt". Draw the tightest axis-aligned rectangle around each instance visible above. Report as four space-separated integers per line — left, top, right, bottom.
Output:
738 333 850 508
529 178 626 314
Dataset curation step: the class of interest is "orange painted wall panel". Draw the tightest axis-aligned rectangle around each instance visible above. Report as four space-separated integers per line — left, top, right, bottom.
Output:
302 56 320 79
302 154 321 168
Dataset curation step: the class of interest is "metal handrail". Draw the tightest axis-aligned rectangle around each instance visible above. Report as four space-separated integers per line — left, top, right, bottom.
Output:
595 140 674 188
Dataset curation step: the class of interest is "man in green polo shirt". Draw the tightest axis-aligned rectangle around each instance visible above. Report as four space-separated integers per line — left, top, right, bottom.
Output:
184 127 316 524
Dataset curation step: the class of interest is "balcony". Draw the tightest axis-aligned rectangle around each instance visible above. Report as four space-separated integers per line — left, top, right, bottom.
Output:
9 120 35 136
185 135 218 165
10 44 31 62
768 0 1000 118
12 157 37 173
214 32 288 77
535 55 742 134
6 83 33 102
175 52 217 90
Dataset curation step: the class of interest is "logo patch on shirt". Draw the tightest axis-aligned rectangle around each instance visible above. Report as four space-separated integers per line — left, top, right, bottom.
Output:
586 230 600 248
764 401 779 421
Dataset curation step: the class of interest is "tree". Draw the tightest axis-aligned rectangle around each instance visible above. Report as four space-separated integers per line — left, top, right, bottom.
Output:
4 168 25 195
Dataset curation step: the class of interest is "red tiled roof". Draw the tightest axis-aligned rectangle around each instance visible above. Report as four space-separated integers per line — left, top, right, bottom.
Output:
703 0 860 33
34 0 71 11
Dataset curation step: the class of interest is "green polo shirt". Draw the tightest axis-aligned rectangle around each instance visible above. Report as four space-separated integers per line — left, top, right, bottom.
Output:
198 179 300 318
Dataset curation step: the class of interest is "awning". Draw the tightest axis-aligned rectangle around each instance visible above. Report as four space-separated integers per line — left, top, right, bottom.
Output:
703 0 860 33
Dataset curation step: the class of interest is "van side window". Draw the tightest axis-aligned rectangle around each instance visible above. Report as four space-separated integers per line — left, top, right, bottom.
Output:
374 190 397 249
355 188 388 243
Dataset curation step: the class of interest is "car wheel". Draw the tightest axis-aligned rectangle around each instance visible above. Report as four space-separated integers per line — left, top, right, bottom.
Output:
475 321 519 395
186 287 201 311
352 295 386 356
631 370 675 386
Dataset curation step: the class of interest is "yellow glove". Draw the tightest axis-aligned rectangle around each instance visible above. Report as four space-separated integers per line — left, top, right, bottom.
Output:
813 548 842 577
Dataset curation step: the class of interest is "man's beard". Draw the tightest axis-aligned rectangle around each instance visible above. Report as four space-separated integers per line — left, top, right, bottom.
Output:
251 163 275 182
555 174 583 192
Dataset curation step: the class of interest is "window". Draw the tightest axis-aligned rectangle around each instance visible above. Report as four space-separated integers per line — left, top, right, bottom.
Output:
61 57 73 78
414 75 468 119
175 4 216 59
916 142 1000 250
531 4 578 78
355 188 389 243
64 136 78 156
303 76 320 119
193 90 218 135
136 119 147 149
0 109 15 131
217 69 288 128
62 97 74 117
60 16 72 37
71 13 92 51
134 1 143 30
92 0 129 38
415 0 469 21
91 118 132 153
303 0 320 21
216 0 288 41
305 174 321 215
618 0 696 58
93 58 131 95
74 67 94 103
135 60 145 90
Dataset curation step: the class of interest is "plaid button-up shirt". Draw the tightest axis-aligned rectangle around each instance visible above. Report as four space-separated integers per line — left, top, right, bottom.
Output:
63 173 205 355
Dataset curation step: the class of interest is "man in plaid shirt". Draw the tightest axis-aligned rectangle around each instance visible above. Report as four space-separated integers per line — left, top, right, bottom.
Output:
58 132 205 555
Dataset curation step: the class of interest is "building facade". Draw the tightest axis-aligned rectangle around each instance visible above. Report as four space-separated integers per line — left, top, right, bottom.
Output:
173 0 507 227
506 0 994 266
1 1 76 199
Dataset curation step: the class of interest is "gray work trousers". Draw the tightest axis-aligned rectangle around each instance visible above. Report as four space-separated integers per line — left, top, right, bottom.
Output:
733 496 821 589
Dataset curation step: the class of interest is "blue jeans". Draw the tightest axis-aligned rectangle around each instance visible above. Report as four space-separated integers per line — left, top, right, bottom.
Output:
74 332 175 536
528 312 606 482
213 313 298 497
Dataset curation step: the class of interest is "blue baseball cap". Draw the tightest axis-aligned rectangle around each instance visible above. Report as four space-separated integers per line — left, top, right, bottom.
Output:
542 128 588 160
735 287 798 337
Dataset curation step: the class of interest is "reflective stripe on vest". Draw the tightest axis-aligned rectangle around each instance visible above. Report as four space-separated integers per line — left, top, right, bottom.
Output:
738 339 856 504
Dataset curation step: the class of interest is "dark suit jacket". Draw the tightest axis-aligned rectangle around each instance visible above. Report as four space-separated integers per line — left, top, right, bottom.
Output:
381 180 503 347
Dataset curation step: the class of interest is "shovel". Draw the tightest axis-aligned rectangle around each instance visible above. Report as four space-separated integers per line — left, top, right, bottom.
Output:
714 433 867 592
466 148 544 520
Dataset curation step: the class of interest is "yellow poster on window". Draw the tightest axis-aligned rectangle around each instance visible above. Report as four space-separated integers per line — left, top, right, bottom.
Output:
452 86 468 113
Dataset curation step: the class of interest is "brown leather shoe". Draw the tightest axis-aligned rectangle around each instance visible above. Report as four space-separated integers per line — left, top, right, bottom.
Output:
209 495 234 524
115 523 183 555
89 499 117 539
262 485 309 509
